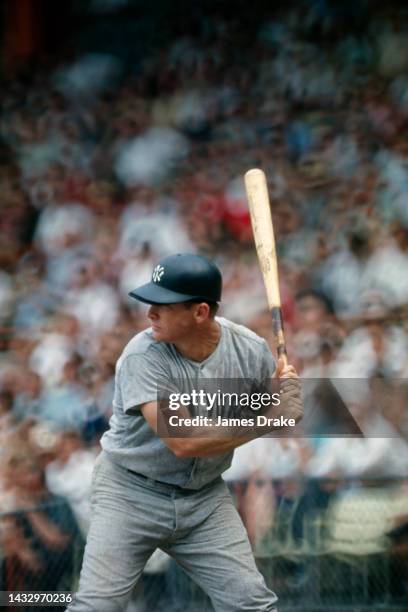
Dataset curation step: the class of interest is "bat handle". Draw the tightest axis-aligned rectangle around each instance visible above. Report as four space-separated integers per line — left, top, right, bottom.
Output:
271 307 288 367
277 346 288 367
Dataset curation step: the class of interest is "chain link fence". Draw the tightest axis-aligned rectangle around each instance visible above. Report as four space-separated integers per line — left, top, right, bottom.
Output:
1 480 407 611
0 497 85 610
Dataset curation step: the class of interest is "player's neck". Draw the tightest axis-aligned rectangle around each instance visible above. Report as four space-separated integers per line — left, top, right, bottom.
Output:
173 320 221 363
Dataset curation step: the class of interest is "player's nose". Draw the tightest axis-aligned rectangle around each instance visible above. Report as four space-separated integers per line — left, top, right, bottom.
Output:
148 305 159 321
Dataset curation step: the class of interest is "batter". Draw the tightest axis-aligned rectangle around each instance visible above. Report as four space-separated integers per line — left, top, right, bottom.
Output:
68 253 302 612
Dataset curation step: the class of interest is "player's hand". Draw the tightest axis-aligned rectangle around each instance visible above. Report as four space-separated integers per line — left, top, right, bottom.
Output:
276 357 298 379
276 358 303 424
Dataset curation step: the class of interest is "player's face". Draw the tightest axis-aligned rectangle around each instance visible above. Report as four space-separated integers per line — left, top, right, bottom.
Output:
147 303 197 342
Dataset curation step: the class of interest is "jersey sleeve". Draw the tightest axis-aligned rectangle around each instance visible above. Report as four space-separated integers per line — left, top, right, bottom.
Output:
116 351 174 415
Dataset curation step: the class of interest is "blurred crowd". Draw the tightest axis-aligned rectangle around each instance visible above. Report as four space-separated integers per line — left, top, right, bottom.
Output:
0 0 408 599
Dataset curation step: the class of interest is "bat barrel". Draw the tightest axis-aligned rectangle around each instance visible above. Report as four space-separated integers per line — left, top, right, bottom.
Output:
244 168 288 365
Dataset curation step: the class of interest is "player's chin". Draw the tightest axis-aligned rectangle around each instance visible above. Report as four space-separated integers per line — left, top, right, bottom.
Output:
151 327 166 341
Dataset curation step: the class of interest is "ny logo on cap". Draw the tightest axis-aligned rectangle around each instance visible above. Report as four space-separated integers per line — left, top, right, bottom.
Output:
152 265 164 283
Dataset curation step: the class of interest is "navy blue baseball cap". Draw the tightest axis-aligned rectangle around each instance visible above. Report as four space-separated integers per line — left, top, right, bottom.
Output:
129 253 222 305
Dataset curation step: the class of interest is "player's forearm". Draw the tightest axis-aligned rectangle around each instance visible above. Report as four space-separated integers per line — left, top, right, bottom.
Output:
161 378 303 457
167 417 285 458
169 432 254 458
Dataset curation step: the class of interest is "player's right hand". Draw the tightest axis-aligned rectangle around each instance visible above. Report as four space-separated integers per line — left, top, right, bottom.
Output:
276 357 298 379
276 358 303 424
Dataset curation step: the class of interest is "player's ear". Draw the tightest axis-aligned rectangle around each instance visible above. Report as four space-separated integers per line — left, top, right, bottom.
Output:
195 302 211 322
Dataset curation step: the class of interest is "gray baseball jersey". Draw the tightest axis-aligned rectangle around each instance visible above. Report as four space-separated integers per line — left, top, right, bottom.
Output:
101 317 276 489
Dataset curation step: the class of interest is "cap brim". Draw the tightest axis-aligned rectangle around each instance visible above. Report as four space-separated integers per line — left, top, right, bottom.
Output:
129 282 197 305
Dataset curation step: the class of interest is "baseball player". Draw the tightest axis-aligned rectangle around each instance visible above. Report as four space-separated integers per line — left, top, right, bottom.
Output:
68 253 302 612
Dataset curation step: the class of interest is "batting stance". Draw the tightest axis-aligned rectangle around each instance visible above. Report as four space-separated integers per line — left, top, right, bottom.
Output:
68 253 302 612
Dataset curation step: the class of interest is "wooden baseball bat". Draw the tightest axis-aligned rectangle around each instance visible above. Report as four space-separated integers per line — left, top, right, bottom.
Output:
244 168 288 365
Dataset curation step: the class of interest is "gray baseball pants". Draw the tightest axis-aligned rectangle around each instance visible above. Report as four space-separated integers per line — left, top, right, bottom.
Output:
67 451 278 612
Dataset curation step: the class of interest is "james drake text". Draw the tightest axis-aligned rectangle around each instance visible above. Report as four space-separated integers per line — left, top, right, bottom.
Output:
167 415 296 428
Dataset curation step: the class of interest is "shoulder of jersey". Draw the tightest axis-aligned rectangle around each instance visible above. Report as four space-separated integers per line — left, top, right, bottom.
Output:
217 316 267 346
119 327 159 360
